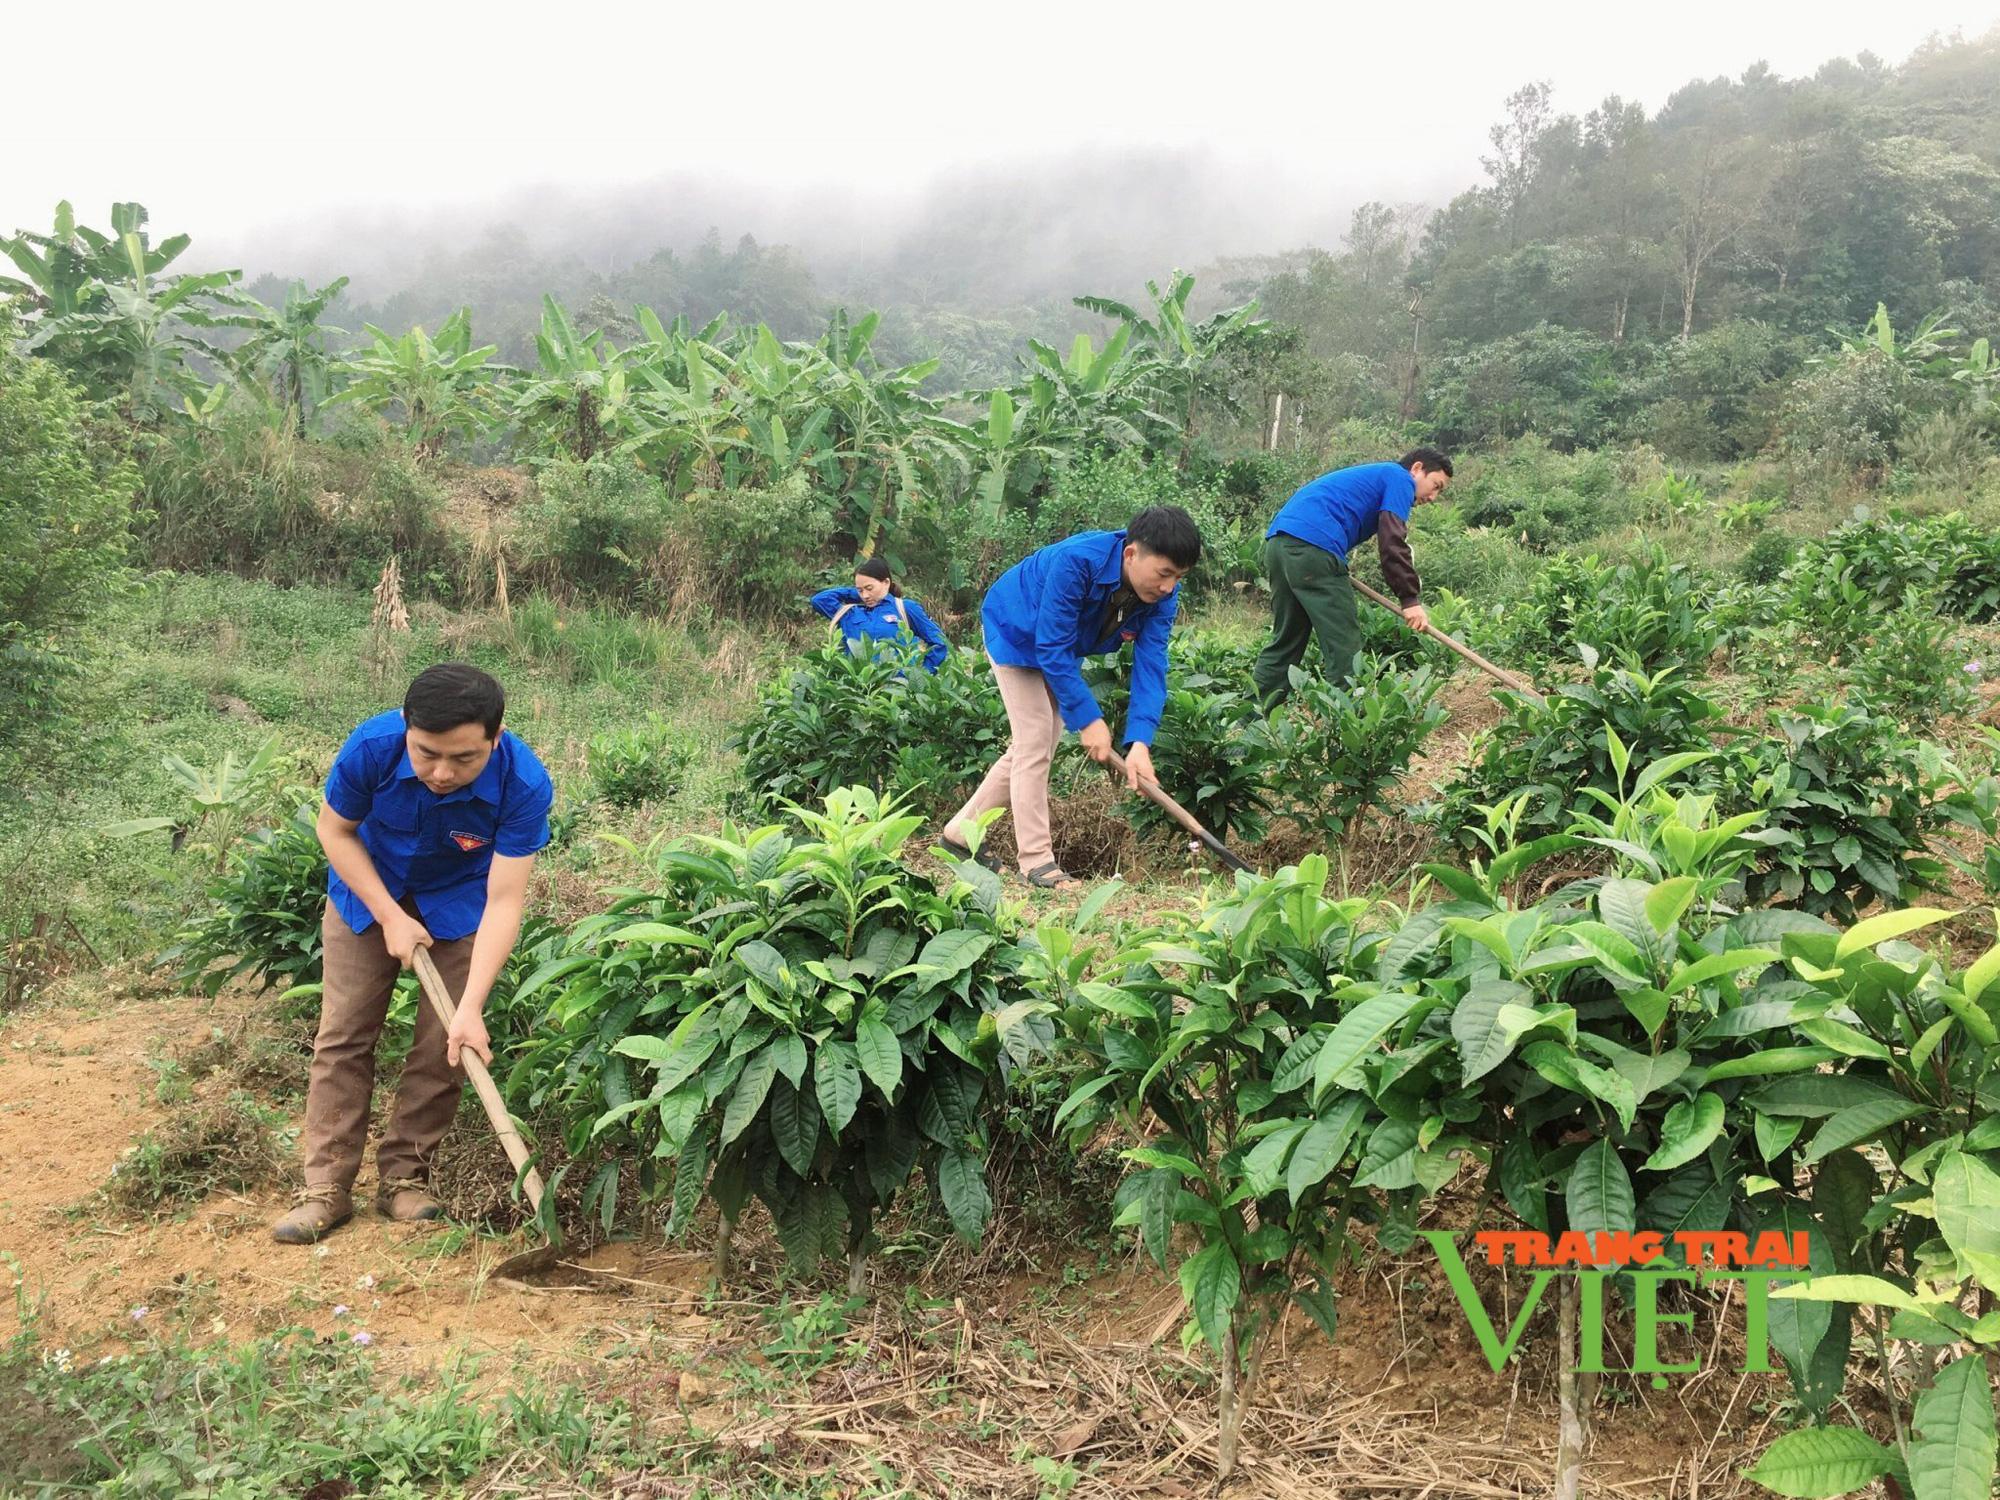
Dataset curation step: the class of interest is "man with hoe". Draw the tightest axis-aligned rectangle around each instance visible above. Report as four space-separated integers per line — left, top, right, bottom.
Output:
273 662 554 1244
1252 448 1453 707
941 505 1201 891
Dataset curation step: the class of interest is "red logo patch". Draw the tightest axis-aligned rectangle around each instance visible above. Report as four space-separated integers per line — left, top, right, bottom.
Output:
450 831 490 853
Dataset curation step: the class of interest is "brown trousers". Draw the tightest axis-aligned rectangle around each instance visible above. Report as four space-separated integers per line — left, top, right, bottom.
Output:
949 661 1065 872
302 900 473 1190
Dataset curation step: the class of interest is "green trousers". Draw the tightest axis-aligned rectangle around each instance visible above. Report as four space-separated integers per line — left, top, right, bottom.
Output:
1253 533 1360 707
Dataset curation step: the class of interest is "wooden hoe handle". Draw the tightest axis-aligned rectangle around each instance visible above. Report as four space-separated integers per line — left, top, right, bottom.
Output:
411 946 546 1215
1349 576 1546 704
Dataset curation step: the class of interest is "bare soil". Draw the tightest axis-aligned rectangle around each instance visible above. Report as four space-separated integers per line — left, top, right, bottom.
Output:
0 973 1789 1499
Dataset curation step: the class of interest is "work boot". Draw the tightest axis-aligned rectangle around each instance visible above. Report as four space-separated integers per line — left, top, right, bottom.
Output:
377 1177 444 1223
272 1183 353 1244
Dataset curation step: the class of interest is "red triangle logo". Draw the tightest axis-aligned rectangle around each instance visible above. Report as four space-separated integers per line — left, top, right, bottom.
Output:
450 832 490 853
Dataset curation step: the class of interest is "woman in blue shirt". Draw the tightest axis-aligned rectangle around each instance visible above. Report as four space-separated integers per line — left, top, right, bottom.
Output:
809 557 950 674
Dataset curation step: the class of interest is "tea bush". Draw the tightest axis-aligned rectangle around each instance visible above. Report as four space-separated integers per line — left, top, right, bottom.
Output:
732 642 1005 820
1840 590 1980 728
1434 655 1727 844
1493 547 1722 672
1732 701 1960 922
587 713 696 808
507 789 1049 1285
1258 658 1448 842
1053 854 1466 1479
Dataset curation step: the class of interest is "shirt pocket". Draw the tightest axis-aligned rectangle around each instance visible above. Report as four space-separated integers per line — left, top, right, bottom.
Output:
359 802 421 873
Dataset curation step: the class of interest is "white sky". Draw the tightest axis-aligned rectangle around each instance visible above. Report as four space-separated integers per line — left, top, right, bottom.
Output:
7 0 1999 261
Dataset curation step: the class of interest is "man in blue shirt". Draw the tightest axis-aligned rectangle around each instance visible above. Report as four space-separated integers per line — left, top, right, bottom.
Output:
273 663 553 1244
809 556 950 673
942 506 1200 891
1252 448 1452 707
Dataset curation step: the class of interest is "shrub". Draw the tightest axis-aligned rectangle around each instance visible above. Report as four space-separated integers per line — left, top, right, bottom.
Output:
1734 701 1956 922
1447 437 1618 552
1738 529 1796 585
161 802 329 995
513 456 675 598
507 788 1049 1287
732 643 1005 821
1051 854 1465 1481
0 321 137 736
587 713 695 808
1257 658 1448 841
1779 353 1907 484
672 473 833 618
136 407 463 592
1436 656 1727 844
1145 681 1278 843
1494 547 1722 672
1842 590 1980 728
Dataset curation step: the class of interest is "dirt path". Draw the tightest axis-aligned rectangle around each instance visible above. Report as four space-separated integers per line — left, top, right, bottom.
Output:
0 985 640 1378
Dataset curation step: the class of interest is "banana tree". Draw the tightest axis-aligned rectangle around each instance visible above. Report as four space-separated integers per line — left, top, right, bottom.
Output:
11 202 237 416
959 326 1152 521
1 200 190 318
325 308 505 461
187 276 350 436
510 294 628 459
1076 269 1271 468
1818 303 1962 378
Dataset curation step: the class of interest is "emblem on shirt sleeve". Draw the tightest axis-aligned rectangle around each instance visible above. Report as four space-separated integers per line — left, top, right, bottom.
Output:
449 831 491 852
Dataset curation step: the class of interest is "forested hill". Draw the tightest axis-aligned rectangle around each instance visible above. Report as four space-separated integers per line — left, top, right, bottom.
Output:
249 32 1999 412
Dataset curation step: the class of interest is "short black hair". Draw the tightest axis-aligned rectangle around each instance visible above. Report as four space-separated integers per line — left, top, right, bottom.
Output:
855 557 892 582
405 662 505 737
1400 446 1453 477
1126 505 1202 569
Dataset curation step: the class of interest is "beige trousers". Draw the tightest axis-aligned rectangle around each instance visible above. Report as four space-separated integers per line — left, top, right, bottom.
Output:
950 661 1066 872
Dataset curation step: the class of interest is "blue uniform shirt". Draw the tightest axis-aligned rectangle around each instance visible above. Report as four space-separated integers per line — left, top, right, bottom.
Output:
808 587 950 674
980 529 1178 745
1266 462 1417 560
323 710 554 940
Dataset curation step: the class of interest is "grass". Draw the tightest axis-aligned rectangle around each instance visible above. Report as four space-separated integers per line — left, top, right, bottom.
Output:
0 571 775 980
0 1297 661 1498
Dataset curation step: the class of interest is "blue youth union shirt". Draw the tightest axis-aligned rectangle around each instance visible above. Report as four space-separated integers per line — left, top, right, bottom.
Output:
980 529 1178 745
322 709 554 940
807 587 950 674
1266 462 1417 561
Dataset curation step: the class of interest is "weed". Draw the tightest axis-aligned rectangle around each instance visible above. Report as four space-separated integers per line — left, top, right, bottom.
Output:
105 1092 295 1212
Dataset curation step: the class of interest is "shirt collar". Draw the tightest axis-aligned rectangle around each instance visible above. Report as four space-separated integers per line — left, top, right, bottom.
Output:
1092 531 1129 588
